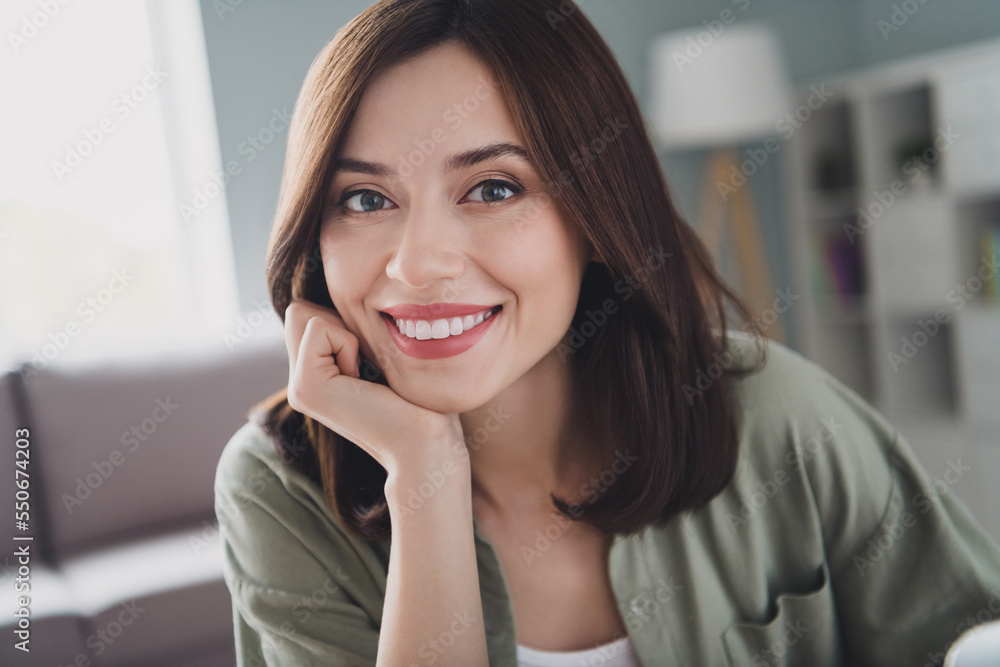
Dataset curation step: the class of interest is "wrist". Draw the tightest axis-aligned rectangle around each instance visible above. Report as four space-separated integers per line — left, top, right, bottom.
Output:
384 446 472 509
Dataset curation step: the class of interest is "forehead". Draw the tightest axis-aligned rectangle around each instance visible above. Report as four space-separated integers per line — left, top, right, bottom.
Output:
338 42 521 159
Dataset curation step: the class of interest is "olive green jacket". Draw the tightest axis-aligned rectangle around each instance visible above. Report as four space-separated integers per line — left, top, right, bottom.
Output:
214 331 1000 666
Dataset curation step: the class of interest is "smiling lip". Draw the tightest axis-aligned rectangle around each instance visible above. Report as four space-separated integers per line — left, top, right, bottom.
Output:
381 303 499 319
381 305 501 360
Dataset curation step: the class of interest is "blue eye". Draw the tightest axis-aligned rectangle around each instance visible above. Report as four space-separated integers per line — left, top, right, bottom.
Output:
342 190 392 212
466 179 521 203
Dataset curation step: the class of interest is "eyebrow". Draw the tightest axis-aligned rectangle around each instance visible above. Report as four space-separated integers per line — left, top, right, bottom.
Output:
331 142 532 177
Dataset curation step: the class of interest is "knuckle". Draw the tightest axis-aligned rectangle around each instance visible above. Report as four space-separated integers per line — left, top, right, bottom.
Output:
286 387 308 414
286 388 300 411
285 374 307 412
285 300 303 321
302 315 324 336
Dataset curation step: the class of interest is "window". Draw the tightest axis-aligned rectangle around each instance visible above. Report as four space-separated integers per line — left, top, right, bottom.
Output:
0 0 239 371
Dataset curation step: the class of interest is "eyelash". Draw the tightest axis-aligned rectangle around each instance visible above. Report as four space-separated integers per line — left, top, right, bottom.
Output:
336 177 525 214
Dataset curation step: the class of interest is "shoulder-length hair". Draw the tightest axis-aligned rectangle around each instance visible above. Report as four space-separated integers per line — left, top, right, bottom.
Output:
252 0 767 541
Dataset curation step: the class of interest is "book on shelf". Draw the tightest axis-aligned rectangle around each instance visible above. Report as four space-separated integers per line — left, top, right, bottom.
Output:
982 222 1000 304
811 231 865 308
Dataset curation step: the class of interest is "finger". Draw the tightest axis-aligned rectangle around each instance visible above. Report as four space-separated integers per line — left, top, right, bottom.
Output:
292 348 426 468
298 315 360 382
291 324 410 467
284 300 351 376
284 302 309 376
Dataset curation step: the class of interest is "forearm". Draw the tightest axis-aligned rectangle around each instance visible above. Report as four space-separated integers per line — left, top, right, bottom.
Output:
377 457 488 667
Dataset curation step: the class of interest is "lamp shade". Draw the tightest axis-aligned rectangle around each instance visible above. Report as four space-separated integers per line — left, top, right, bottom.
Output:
649 22 792 150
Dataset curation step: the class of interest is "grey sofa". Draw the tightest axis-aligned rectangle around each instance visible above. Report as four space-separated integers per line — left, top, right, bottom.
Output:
0 333 287 666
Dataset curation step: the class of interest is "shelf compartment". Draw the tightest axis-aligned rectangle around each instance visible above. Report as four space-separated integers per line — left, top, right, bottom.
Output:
883 313 957 416
938 54 1000 194
866 194 957 310
954 194 1000 306
798 99 859 193
812 320 876 405
867 83 942 192
809 222 867 308
953 305 1000 428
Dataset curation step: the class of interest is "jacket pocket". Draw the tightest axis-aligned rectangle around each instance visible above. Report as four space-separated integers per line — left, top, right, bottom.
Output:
722 564 844 667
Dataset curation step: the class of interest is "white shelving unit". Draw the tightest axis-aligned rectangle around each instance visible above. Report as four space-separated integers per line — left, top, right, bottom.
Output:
784 37 1000 541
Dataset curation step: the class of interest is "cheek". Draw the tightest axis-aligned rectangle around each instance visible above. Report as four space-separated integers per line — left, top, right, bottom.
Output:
319 238 374 311
321 253 382 360
502 212 584 317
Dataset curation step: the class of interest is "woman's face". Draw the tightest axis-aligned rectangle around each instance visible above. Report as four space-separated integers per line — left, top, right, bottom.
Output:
319 41 594 414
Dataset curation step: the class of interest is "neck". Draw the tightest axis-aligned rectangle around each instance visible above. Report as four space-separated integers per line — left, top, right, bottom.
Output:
459 348 596 519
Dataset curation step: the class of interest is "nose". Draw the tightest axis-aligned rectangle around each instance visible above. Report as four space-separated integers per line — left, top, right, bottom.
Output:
384 201 466 292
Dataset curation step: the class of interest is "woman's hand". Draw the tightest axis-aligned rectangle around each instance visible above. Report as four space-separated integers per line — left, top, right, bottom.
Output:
283 299 466 478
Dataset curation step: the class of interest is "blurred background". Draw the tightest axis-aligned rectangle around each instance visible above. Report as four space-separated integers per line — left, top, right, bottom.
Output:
0 0 998 664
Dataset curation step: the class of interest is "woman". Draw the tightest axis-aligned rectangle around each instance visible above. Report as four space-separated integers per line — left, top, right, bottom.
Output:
214 0 1000 665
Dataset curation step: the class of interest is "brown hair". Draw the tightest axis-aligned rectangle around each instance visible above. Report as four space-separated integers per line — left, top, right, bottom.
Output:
252 0 767 541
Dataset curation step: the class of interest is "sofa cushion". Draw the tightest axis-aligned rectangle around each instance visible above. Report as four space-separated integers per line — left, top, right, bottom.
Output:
21 334 287 562
0 565 89 665
57 524 234 666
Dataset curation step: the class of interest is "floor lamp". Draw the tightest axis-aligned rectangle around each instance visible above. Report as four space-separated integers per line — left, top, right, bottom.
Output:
650 23 793 344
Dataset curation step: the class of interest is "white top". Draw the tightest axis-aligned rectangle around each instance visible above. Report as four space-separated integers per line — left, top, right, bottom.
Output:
517 635 641 667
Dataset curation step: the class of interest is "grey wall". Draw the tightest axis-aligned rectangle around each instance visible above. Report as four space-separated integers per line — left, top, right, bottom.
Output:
200 0 999 352
853 0 1000 66
198 0 375 312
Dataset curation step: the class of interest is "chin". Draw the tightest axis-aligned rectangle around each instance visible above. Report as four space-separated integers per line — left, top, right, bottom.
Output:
389 376 493 416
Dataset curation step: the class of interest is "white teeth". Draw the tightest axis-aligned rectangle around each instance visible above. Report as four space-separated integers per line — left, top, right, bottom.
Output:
391 307 497 340
430 320 450 339
415 321 432 340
